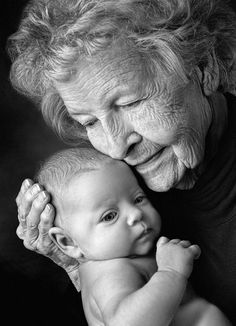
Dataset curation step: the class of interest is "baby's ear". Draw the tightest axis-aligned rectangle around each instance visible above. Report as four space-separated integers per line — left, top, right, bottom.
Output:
49 227 84 260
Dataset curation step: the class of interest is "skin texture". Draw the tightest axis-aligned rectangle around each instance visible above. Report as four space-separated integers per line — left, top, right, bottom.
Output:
50 161 161 260
16 42 228 280
57 42 213 192
17 158 231 326
48 158 204 326
78 237 201 326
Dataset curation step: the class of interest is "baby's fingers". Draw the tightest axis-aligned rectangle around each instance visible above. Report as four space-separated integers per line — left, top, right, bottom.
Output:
156 236 170 248
179 240 191 248
190 244 201 259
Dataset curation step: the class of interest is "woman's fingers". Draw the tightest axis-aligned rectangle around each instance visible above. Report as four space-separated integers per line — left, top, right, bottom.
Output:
16 179 33 207
16 224 25 239
24 191 50 250
15 181 79 273
17 179 34 229
38 204 55 249
18 183 43 221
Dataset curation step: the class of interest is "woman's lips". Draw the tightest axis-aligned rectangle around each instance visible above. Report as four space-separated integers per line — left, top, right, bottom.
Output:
135 147 166 170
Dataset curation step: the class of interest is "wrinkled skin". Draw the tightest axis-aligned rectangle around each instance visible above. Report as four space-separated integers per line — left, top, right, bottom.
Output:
58 44 212 191
17 41 227 277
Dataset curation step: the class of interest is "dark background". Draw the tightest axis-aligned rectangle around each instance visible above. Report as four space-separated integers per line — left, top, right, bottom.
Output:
1 1 236 325
1 1 87 325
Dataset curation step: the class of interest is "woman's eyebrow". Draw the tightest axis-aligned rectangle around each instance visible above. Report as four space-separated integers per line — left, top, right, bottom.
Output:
69 111 84 116
104 84 145 106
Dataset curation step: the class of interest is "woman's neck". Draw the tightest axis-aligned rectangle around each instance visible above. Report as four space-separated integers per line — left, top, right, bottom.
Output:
204 92 228 164
176 92 228 190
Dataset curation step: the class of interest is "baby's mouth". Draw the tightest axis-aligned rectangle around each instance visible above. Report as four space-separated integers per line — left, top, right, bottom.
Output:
137 224 152 239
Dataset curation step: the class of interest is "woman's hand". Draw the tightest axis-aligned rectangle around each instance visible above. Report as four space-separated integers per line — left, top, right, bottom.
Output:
16 179 80 277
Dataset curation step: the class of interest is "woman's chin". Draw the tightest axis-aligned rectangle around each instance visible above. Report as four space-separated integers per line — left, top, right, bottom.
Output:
175 169 199 190
142 169 185 192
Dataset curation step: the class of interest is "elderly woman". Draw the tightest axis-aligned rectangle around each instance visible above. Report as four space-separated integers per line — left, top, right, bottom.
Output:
9 0 236 323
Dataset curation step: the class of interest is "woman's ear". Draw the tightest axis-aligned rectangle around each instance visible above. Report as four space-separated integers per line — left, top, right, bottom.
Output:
49 227 85 260
225 55 236 96
197 51 220 96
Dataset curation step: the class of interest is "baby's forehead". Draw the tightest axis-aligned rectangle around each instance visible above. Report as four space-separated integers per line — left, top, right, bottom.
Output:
100 159 134 175
69 159 135 187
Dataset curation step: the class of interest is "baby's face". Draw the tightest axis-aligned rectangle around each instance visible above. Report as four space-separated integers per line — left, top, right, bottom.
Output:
60 161 161 260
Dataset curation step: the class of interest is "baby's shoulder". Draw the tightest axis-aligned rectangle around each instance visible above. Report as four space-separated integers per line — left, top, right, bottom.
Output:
80 256 156 292
80 258 141 283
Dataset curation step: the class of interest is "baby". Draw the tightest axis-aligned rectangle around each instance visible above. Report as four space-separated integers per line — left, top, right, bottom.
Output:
36 147 231 326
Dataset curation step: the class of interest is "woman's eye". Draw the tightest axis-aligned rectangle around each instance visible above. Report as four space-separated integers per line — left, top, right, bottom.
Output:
101 211 117 222
124 100 142 108
83 119 97 128
116 99 142 110
134 195 146 204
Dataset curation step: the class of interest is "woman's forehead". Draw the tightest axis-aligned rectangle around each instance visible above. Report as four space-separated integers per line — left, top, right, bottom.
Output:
56 44 151 108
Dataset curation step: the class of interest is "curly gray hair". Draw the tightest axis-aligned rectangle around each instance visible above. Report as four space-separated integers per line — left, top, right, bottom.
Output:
8 0 236 144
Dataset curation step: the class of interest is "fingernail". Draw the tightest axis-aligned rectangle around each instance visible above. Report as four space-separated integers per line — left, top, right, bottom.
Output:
38 191 47 200
24 179 31 188
31 184 41 195
45 204 51 212
18 213 26 222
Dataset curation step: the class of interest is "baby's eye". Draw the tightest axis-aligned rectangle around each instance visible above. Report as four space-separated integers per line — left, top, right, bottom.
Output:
134 194 146 204
101 211 118 223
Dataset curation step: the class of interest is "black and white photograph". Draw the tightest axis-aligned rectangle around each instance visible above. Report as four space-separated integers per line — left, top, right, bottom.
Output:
1 1 236 325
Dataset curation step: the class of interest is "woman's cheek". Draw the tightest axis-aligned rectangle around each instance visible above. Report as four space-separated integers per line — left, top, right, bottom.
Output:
87 128 109 154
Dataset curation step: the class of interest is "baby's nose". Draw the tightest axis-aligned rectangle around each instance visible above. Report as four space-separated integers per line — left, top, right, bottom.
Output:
127 207 142 226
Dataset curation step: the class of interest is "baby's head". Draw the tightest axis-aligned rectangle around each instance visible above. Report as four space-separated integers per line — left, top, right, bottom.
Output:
36 148 161 262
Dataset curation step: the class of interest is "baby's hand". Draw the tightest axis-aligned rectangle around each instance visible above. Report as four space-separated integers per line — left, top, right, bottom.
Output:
156 236 201 279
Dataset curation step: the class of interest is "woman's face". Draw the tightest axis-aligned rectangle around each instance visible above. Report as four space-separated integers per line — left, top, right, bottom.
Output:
56 44 212 191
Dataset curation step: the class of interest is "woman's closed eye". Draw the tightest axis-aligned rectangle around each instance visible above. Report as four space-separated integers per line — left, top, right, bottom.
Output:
100 211 118 223
83 119 98 128
117 99 143 110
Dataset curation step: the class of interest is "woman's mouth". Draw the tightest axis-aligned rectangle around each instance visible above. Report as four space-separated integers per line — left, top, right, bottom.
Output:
135 147 166 170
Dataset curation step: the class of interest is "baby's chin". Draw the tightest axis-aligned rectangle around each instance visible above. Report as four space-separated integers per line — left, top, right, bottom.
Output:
131 242 156 257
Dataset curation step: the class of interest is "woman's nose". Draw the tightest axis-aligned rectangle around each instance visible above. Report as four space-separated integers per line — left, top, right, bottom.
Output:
127 207 143 226
109 132 141 160
102 116 142 160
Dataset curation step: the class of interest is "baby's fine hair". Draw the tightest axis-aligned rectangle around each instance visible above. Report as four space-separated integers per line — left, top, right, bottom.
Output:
36 147 113 209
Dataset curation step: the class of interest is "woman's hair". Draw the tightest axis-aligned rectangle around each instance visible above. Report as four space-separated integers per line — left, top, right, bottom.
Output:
8 0 236 144
36 147 113 212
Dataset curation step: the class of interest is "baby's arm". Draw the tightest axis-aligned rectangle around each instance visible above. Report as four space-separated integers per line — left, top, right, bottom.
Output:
173 297 232 326
90 236 200 326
